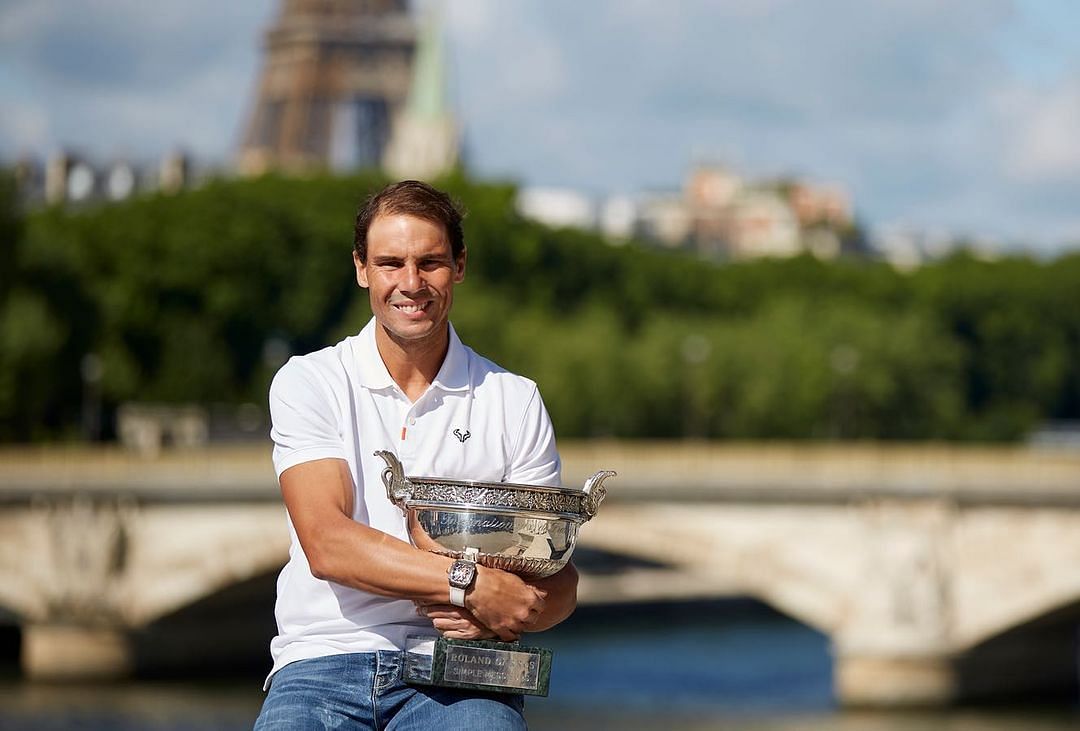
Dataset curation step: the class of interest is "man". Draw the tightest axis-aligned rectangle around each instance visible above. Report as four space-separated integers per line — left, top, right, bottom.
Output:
254 180 577 730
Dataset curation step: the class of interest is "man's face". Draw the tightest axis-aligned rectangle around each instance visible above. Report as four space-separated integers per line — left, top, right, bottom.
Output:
354 213 466 346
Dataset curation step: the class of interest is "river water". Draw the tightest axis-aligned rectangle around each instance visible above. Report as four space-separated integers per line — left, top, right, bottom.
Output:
1 601 1076 730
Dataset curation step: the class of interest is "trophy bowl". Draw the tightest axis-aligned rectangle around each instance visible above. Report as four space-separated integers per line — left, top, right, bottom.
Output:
375 450 615 578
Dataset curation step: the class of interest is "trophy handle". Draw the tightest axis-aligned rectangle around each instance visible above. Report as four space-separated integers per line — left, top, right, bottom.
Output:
582 470 616 521
374 450 411 509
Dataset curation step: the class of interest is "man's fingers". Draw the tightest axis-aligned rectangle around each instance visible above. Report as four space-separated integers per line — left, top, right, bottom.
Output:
423 605 502 640
442 628 498 640
432 617 499 640
422 605 469 620
432 617 464 633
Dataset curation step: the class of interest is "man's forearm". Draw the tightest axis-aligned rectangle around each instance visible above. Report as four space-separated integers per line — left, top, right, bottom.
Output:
305 512 457 603
526 563 579 632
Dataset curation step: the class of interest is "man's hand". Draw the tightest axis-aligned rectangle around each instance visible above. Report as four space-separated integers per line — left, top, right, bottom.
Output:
416 604 498 641
464 566 547 641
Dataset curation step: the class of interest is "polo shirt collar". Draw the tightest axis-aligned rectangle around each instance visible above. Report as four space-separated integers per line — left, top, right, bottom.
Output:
352 318 470 393
432 324 470 392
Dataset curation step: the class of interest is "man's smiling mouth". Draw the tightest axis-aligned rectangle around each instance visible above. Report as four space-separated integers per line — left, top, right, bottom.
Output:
393 301 430 314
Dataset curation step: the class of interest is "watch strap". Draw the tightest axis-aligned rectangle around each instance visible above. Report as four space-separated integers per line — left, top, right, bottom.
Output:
449 585 466 607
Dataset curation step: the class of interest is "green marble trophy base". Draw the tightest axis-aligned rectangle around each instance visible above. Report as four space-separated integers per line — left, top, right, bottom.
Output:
404 637 552 697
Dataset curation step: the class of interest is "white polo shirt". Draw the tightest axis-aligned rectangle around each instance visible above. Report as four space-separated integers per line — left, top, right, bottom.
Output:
265 317 561 683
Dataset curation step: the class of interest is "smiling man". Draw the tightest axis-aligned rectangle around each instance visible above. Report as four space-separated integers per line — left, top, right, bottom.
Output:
254 181 577 730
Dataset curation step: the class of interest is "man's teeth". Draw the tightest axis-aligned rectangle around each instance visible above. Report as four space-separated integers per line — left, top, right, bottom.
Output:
395 303 427 313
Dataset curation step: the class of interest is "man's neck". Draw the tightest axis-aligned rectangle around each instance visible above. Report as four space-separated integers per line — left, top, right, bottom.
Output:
374 324 450 402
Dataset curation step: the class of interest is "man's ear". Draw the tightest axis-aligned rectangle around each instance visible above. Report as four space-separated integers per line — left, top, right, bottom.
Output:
453 247 467 284
353 251 369 288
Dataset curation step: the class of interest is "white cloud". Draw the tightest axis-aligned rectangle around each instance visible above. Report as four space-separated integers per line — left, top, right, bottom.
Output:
447 3 569 105
997 79 1080 183
435 0 499 45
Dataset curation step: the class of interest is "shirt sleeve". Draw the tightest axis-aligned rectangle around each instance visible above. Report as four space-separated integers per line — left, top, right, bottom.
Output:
506 385 562 486
269 357 348 478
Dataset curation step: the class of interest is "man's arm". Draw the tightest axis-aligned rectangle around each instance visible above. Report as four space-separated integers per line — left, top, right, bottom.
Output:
280 456 546 641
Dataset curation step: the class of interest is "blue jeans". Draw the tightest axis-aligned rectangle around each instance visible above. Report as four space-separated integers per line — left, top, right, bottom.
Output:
254 651 527 730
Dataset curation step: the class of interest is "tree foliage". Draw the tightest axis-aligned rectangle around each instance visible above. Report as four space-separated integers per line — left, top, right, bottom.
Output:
1 172 1077 442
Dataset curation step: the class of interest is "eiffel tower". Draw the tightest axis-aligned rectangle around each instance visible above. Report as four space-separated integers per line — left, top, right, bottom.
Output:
236 0 417 175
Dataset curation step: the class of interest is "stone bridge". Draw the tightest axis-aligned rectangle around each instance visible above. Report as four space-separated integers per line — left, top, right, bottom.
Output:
1 443 1079 707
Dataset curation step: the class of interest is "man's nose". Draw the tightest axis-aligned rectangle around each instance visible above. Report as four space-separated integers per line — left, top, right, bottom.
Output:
400 263 423 292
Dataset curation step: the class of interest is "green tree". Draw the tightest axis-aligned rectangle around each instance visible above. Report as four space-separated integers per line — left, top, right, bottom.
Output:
3 173 1077 443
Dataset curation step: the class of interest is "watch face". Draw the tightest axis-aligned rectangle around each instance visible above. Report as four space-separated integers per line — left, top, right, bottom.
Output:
448 560 476 589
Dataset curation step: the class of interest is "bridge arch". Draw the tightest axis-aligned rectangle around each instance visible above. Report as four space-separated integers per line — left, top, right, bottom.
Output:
954 599 1080 701
576 502 856 639
955 588 1080 653
949 505 1080 652
132 568 280 675
0 584 36 626
124 503 289 626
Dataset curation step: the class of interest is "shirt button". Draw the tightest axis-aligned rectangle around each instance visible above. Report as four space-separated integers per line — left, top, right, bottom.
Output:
408 417 416 426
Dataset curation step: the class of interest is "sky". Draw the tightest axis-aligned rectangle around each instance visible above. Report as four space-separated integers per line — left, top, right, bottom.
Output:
2 0 1079 250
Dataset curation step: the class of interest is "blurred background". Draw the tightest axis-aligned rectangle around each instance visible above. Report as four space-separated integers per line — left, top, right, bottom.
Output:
2 0 1080 729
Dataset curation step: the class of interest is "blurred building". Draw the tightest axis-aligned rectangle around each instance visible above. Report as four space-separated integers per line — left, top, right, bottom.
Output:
116 402 270 457
634 192 693 248
682 165 856 260
870 227 931 270
724 188 802 258
598 194 637 243
14 150 197 207
236 0 458 179
788 181 851 228
516 165 858 262
515 187 597 229
1028 420 1080 450
870 225 1004 270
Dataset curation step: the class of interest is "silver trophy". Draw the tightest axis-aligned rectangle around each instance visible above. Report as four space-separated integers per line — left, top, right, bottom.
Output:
375 450 615 696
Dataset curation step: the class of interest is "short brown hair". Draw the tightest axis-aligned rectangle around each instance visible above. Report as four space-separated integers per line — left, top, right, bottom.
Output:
353 180 465 263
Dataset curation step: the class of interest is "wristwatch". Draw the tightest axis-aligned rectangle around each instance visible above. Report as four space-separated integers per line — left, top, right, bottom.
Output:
447 557 477 607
